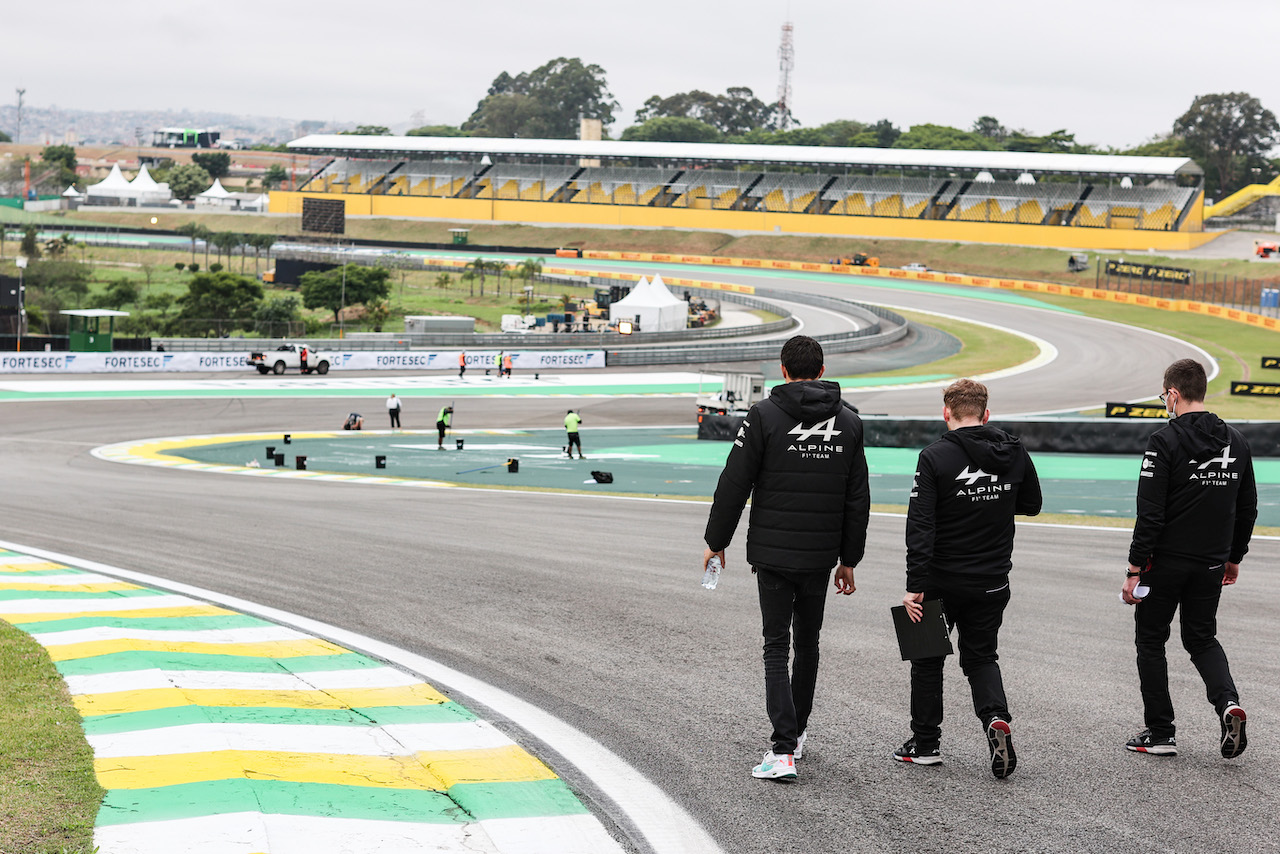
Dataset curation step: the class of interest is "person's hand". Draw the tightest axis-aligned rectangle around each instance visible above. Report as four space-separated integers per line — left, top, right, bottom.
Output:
834 564 856 595
1120 570 1143 605
1223 561 1240 586
702 547 725 573
903 591 924 622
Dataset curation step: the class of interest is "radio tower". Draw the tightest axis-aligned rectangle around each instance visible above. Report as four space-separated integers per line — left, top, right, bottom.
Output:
776 21 794 130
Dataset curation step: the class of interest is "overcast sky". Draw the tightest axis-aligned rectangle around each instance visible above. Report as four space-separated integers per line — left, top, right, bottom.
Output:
8 0 1280 148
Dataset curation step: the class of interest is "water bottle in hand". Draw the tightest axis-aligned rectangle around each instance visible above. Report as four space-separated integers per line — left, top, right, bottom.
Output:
701 555 722 590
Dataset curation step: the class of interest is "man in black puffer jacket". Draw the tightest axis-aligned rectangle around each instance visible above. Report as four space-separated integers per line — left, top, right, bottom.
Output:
895 378 1041 779
704 335 870 782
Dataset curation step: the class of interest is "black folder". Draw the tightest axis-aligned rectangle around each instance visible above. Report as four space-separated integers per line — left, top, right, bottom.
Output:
890 600 954 661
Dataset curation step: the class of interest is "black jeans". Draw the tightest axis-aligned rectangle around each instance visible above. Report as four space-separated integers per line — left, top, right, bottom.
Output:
910 573 1011 747
389 409 400 428
1135 560 1237 738
756 566 831 755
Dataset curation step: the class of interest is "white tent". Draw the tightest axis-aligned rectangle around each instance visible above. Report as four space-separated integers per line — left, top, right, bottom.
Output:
128 164 173 205
85 164 134 199
62 185 83 198
195 178 235 207
609 274 687 332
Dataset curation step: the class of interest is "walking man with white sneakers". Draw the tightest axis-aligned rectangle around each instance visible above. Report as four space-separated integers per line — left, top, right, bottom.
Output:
1121 359 1257 760
702 335 870 782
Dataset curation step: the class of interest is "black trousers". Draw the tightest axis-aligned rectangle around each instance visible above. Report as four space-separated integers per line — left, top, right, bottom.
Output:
910 573 1011 747
566 432 581 454
757 567 831 755
389 409 400 428
1135 560 1237 738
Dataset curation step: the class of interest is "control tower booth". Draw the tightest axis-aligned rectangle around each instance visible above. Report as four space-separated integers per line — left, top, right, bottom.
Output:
60 309 129 352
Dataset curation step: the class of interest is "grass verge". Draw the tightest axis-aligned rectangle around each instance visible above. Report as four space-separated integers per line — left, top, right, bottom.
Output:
1026 293 1280 420
854 309 1040 380
0 620 102 853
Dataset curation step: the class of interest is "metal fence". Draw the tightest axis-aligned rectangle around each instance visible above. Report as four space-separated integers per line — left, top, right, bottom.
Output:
1094 261 1280 317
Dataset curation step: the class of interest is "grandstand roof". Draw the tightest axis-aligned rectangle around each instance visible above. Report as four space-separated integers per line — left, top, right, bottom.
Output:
287 135 1202 178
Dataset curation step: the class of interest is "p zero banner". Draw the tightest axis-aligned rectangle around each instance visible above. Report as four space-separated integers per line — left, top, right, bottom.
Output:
0 350 606 374
1262 356 1279 369
1231 381 1280 397
1104 261 1193 285
1105 402 1168 419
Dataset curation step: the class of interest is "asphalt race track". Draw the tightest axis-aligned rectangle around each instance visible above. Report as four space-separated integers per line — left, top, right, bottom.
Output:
1 267 1275 854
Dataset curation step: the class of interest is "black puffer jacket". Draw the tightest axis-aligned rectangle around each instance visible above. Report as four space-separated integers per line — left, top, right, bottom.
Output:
704 380 870 572
1129 411 1257 568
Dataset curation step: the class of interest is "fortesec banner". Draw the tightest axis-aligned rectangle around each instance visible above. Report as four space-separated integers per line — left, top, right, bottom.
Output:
0 349 606 374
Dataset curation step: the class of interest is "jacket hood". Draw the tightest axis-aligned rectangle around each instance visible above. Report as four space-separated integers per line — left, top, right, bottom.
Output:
768 380 843 423
943 424 1022 474
1170 410 1232 458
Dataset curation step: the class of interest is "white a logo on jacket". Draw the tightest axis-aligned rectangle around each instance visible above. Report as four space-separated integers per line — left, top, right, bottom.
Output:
787 417 842 458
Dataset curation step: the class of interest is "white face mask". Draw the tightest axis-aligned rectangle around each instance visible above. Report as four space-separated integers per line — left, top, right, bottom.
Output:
1165 392 1176 418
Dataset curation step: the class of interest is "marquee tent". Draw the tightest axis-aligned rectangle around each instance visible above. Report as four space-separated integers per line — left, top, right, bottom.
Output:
609 274 686 332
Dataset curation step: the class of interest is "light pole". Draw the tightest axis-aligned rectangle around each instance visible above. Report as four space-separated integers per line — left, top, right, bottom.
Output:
15 255 28 342
14 88 24 145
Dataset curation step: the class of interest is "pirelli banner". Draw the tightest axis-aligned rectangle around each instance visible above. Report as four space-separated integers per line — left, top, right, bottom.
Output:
1105 402 1168 419
1262 356 1279 369
1104 261 1193 285
1231 381 1280 397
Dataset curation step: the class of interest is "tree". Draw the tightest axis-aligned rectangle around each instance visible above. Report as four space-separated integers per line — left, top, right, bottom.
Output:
299 264 391 324
40 144 78 186
464 257 505 297
175 222 211 265
88 278 140 310
365 298 390 331
25 260 90 299
342 125 391 135
43 233 74 258
177 271 264 332
0 130 11 143
252 295 301 335
407 125 470 137
622 117 722 143
435 272 452 290
262 163 288 189
20 226 40 259
634 87 774 136
190 151 231 179
1003 128 1082 153
465 57 618 138
247 233 274 275
1174 92 1280 196
891 124 991 151
972 116 1008 143
167 163 213 200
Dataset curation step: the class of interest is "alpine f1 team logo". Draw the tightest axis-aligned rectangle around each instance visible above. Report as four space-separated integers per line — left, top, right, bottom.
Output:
955 466 997 486
955 466 1010 500
787 417 843 458
788 417 841 442
1190 444 1240 483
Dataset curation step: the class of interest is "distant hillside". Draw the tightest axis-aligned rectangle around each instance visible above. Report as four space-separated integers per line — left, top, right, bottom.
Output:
0 105 334 147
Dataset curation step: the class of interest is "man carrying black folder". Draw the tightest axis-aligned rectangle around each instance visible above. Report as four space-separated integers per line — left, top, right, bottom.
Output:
895 379 1041 778
704 335 870 782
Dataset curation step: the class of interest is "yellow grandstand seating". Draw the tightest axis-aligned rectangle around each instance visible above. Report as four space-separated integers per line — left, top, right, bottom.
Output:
673 186 706 208
1141 204 1176 230
614 184 637 206
588 183 611 204
496 180 520 200
638 185 662 206
714 188 740 210
903 198 929 218
763 189 788 213
387 176 409 195
472 179 493 199
1074 206 1108 227
519 181 544 202
872 195 905 217
832 194 871 216
790 191 817 213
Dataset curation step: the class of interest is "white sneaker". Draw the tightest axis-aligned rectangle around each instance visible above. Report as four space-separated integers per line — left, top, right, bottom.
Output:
794 730 808 760
751 751 797 780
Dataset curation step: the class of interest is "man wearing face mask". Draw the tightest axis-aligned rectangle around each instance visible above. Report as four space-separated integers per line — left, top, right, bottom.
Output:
1121 359 1257 760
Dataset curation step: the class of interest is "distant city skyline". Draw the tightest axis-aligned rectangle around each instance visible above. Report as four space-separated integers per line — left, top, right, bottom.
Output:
5 0 1279 150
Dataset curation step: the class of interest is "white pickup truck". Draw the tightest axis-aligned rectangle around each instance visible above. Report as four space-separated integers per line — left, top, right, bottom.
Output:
248 343 332 375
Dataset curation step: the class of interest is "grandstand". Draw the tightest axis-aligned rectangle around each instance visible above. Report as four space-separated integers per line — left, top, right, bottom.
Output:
277 136 1212 251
